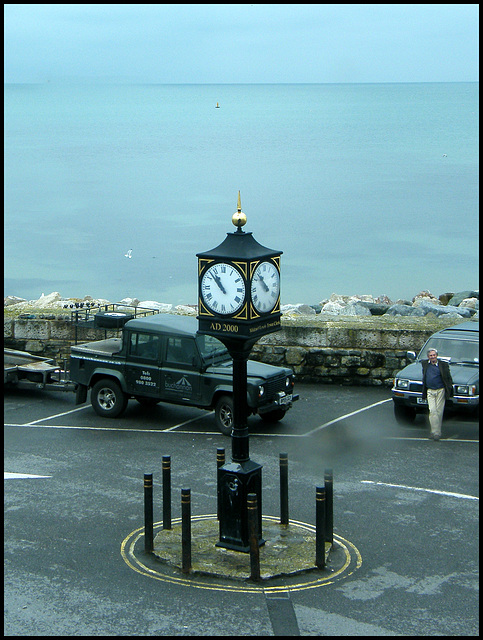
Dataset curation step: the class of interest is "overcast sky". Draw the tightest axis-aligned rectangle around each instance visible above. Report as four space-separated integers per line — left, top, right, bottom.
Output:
4 4 479 84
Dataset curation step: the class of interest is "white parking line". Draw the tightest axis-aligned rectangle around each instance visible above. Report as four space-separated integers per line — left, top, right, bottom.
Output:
9 405 213 433
25 404 91 425
4 472 52 480
6 397 477 442
4 423 216 435
385 436 478 443
302 399 392 436
163 411 214 431
361 480 479 501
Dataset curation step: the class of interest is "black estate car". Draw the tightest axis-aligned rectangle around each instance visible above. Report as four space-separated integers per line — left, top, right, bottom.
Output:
392 321 479 423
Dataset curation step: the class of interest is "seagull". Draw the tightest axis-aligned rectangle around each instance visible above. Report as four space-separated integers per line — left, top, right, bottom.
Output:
124 249 133 258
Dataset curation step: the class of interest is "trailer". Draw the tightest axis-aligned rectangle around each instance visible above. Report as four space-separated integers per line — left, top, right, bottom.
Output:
4 302 158 395
4 348 76 392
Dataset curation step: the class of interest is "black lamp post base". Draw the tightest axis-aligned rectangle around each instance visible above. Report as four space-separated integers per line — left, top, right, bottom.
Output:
217 459 265 552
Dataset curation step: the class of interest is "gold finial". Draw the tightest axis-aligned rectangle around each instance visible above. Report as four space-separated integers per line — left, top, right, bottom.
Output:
232 190 247 231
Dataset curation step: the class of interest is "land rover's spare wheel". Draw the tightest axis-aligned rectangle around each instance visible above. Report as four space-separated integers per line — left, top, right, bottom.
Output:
94 311 132 328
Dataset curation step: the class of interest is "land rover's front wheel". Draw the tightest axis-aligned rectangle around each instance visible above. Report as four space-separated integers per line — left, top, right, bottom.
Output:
215 395 234 436
91 379 128 418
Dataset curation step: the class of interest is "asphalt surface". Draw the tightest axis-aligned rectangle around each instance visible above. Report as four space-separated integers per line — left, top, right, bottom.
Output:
4 382 479 636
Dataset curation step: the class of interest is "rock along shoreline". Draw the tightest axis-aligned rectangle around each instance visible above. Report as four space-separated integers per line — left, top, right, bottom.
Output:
4 289 479 322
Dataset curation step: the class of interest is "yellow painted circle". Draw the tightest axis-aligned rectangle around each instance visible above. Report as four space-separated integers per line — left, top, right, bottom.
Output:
121 515 362 593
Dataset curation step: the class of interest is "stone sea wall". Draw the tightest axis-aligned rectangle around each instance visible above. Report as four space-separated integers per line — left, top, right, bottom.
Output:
4 289 479 388
250 319 450 387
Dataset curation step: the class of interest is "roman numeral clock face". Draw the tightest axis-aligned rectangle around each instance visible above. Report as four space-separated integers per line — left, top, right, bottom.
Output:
201 263 246 315
251 261 280 313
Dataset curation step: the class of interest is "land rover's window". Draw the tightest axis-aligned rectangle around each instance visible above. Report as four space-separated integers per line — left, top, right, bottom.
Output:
166 337 197 366
129 333 160 360
195 334 229 365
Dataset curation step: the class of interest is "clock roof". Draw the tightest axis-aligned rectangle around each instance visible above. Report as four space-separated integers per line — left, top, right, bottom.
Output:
197 231 281 261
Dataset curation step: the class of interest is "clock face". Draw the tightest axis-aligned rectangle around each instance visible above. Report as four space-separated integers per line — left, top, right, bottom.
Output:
201 262 246 315
251 261 280 313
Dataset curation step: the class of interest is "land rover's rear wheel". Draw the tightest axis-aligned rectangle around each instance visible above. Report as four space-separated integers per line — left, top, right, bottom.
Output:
91 379 128 418
215 395 234 436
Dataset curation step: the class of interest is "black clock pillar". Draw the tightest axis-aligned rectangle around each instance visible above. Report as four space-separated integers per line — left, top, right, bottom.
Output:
197 193 282 552
229 343 250 463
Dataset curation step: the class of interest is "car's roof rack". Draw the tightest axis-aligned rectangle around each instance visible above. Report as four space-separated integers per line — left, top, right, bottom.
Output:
68 302 159 343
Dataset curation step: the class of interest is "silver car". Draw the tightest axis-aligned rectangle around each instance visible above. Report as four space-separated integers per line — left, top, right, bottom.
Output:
392 321 479 423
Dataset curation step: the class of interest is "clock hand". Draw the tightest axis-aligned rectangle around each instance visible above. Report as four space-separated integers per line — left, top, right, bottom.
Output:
213 273 227 295
257 274 270 292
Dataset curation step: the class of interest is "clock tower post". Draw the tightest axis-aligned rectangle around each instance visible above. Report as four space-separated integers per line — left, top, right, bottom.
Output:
197 193 283 551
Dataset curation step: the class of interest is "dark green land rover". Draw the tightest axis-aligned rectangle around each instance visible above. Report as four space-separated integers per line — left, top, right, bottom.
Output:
70 313 298 435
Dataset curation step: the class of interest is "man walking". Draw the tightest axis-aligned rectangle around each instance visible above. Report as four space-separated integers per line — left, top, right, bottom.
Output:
421 348 454 440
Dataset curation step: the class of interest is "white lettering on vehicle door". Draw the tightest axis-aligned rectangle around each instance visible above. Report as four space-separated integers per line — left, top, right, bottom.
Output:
135 369 157 387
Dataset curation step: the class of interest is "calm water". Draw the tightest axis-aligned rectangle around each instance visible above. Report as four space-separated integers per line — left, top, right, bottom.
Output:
4 82 479 305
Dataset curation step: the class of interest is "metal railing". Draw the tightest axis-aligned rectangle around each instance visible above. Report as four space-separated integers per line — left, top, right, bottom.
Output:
68 302 160 344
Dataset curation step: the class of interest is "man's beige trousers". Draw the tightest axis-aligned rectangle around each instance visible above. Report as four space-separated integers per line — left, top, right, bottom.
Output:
427 388 446 437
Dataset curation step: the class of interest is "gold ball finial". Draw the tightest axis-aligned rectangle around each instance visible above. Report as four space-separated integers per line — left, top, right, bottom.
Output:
232 190 247 231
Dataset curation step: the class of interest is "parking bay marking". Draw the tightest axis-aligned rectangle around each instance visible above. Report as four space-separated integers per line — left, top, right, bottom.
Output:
302 399 392 437
4 423 219 435
16 397 475 441
361 480 478 501
162 411 214 431
4 472 52 480
5 406 214 433
25 404 91 425
3 399 394 438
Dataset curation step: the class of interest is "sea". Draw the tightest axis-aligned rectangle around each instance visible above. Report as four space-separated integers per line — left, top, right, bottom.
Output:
4 82 479 306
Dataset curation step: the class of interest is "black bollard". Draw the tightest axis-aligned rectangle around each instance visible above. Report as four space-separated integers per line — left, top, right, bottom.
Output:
162 455 171 530
279 452 289 525
216 448 225 520
144 473 154 554
247 493 261 582
324 469 334 548
315 486 326 569
181 488 191 574
216 447 225 468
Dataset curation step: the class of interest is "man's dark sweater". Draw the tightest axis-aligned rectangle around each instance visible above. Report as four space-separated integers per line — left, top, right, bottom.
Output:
421 359 454 400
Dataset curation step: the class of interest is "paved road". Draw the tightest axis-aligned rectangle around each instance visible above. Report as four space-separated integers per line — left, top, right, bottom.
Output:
4 383 479 636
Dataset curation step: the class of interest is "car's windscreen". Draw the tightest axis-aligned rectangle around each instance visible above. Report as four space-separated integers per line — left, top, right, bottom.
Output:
419 337 479 364
195 334 230 364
